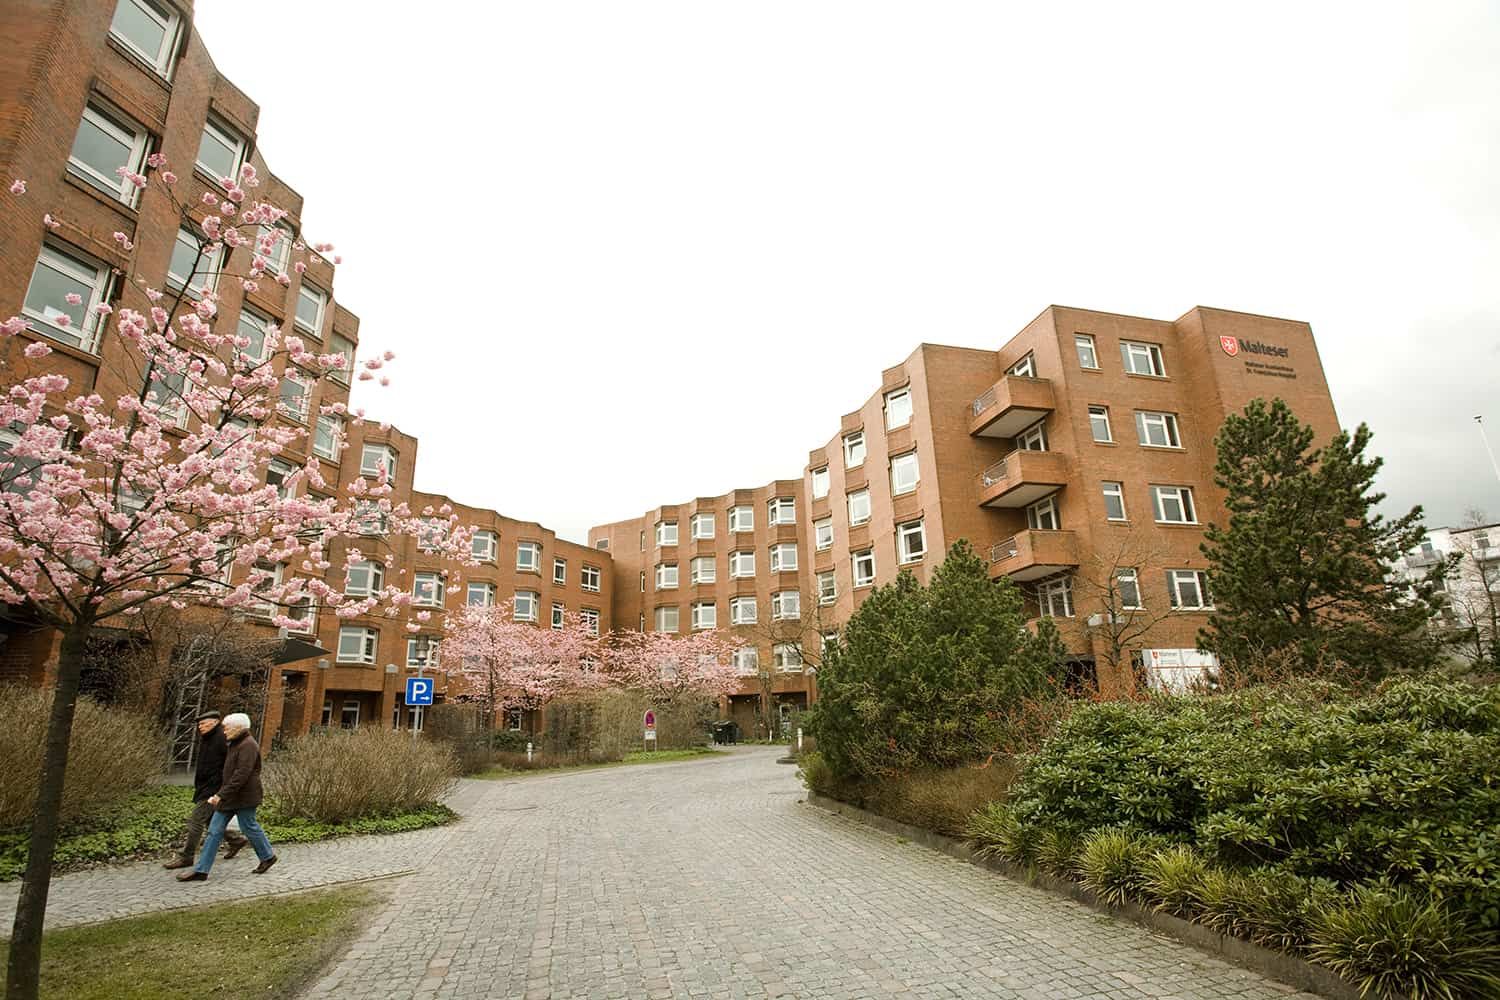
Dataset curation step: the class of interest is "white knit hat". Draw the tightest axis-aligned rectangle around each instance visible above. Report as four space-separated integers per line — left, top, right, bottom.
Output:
222 712 252 734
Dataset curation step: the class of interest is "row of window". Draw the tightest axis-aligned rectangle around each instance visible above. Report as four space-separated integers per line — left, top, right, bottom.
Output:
1034 569 1213 619
1085 406 1183 449
730 642 812 674
1018 483 1197 532
647 519 928 592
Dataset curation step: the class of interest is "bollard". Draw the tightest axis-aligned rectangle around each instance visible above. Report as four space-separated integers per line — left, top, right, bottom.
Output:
526 741 533 763
797 727 803 752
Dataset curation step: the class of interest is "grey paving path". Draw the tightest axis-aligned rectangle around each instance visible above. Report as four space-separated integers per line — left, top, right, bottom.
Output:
295 747 1316 1000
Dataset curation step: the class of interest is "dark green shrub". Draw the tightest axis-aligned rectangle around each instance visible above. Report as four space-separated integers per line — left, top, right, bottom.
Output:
808 541 1065 781
1139 845 1209 918
1075 828 1155 906
967 802 1032 865
1309 886 1500 1000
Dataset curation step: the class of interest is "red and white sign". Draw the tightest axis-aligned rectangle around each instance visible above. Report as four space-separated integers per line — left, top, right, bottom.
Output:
1219 336 1240 357
643 710 656 730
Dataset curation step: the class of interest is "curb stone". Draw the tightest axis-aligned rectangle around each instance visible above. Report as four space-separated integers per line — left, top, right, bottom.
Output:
804 791 1363 1000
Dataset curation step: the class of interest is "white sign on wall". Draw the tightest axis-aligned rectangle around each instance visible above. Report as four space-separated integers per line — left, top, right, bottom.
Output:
1144 649 1220 693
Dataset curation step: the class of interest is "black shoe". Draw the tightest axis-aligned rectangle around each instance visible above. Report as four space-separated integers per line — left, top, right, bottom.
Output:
223 837 248 859
252 855 278 875
176 871 207 882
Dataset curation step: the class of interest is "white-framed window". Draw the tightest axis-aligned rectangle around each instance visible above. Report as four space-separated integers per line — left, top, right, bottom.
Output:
772 590 800 621
729 550 755 578
68 102 149 205
467 582 496 607
773 643 803 671
278 372 310 423
1075 333 1099 369
898 519 927 563
359 443 397 480
234 307 270 363
655 520 678 546
513 590 539 621
195 115 245 183
595 539 609 550
1167 569 1213 610
817 570 837 606
109 0 182 78
413 572 445 608
639 572 645 592
890 451 919 496
853 548 876 588
353 499 387 536
843 430 866 468
414 517 446 553
1016 419 1047 451
1121 340 1166 377
770 542 798 573
769 496 796 525
1037 576 1075 618
1136 411 1182 448
691 601 716 630
284 593 315 634
144 366 187 427
1102 481 1127 521
654 605 679 633
553 557 567 585
266 458 296 500
471 530 497 563
691 512 715 539
655 562 679 589
1088 405 1112 443
1008 353 1036 378
733 646 759 675
822 631 840 654
167 227 219 297
248 560 284 618
815 517 833 551
336 626 378 664
551 602 566 629
581 564 601 593
329 334 355 384
22 244 113 353
690 556 716 584
406 635 441 669
296 284 327 336
884 387 913 430
847 489 871 527
311 413 342 460
730 596 758 625
1151 485 1197 525
729 505 754 533
255 222 293 275
1026 496 1059 532
1116 569 1143 611
516 541 541 572
580 607 600 636
811 466 829 500
504 707 523 731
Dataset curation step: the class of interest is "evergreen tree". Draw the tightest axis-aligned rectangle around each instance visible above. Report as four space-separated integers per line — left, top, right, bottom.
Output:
1199 398 1444 677
810 539 1064 780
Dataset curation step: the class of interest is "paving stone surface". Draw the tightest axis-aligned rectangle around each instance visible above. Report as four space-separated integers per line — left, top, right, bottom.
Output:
295 747 1317 1000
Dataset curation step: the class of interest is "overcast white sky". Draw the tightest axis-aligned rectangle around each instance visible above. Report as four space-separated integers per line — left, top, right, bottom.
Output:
196 2 1500 543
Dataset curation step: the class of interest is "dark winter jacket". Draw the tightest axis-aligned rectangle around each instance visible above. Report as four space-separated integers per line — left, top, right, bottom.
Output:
214 731 264 812
193 724 229 803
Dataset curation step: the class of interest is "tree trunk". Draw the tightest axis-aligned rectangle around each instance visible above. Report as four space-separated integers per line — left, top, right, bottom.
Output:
7 620 92 1000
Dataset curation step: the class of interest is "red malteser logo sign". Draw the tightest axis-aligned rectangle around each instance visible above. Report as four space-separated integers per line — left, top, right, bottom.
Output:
1220 336 1240 357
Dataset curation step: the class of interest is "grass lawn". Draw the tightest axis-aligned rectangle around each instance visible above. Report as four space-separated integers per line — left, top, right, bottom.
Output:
476 745 726 779
5 884 378 999
0 786 457 882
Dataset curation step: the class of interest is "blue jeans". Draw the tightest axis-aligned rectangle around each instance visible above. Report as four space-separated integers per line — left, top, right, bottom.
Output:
194 807 274 874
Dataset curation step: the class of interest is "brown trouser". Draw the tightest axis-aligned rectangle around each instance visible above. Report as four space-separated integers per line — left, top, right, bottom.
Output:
178 799 246 861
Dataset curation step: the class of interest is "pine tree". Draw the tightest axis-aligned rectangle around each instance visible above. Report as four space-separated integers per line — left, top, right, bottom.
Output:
1199 398 1444 678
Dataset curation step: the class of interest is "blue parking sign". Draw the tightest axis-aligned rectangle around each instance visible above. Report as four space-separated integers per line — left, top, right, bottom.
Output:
405 676 434 706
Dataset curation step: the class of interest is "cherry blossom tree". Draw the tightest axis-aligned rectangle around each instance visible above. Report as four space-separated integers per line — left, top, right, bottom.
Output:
2 165 474 999
607 629 741 703
443 601 607 734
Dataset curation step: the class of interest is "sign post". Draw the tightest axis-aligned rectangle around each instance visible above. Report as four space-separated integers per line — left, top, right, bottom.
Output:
405 673 434 739
643 709 656 752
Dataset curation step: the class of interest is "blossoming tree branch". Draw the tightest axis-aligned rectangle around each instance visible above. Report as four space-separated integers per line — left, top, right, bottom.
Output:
2 161 475 999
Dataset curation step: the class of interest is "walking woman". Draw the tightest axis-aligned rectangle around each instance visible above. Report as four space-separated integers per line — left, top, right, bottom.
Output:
176 712 278 882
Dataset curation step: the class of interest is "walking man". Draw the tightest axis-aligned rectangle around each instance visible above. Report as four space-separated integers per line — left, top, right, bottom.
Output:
176 712 277 882
163 710 247 870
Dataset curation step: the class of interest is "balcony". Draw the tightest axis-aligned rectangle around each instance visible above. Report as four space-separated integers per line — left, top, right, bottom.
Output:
969 375 1055 438
977 450 1070 508
988 530 1080 582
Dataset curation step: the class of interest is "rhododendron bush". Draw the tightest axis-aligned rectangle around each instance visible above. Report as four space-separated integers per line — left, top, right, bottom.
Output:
1 163 474 998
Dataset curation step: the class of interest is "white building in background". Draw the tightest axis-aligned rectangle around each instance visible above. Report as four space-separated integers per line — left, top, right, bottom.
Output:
1397 521 1500 652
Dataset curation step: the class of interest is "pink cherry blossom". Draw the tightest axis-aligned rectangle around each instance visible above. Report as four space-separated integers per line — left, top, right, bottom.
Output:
64 293 81 305
42 213 59 229
9 179 25 195
24 342 53 358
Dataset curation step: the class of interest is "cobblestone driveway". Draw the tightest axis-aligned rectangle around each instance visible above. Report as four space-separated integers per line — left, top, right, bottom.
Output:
6 748 1318 998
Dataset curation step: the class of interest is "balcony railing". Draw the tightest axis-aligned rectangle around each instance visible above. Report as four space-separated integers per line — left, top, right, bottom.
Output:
972 386 998 417
975 449 1069 509
979 454 1011 489
987 529 1081 582
990 536 1020 563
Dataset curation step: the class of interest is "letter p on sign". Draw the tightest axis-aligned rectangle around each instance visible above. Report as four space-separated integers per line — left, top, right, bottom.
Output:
405 677 434 706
